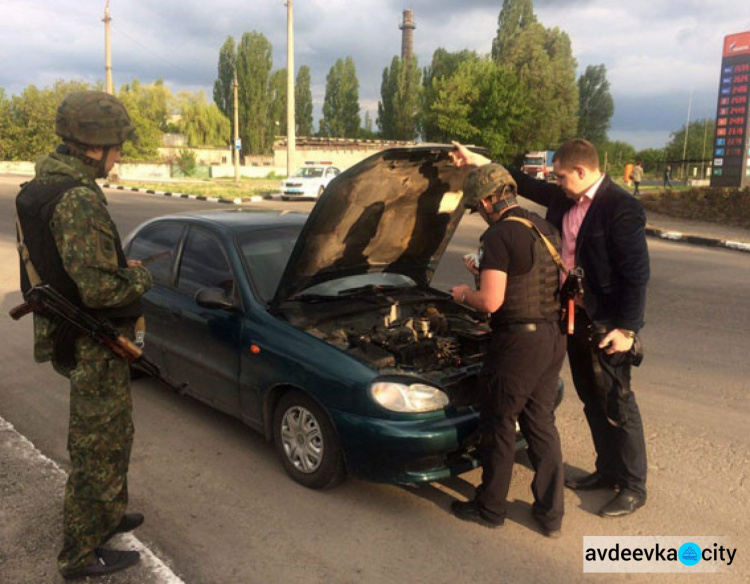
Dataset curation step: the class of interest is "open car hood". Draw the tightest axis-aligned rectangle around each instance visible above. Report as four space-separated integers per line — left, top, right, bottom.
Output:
273 145 485 304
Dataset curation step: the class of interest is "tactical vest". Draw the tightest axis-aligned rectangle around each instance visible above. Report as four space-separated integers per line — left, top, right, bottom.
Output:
491 211 560 326
16 178 142 320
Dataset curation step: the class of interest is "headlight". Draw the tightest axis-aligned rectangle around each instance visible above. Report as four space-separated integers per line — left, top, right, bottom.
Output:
370 381 449 413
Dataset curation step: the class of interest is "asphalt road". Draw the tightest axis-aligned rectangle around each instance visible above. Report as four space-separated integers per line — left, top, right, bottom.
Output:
1 175 748 584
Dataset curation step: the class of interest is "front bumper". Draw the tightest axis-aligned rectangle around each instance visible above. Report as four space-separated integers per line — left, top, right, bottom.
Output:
331 406 525 484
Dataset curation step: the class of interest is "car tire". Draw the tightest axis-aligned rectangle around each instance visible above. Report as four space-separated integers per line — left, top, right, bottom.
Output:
273 390 345 489
317 186 324 198
281 195 290 201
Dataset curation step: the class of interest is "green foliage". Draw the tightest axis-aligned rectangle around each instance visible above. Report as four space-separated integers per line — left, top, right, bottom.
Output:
634 148 666 173
377 56 422 140
175 149 197 177
663 118 715 163
598 140 637 177
268 69 287 138
491 0 579 153
491 0 537 60
117 79 170 160
428 57 533 161
577 64 614 145
642 187 750 229
237 31 274 155
422 49 478 142
2 79 92 160
213 36 236 120
320 57 361 138
295 66 314 136
179 94 231 147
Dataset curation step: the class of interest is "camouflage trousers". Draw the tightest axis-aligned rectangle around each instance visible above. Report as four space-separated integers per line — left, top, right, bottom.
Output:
57 351 133 576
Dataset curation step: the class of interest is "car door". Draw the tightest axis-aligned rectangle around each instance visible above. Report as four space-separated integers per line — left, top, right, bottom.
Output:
166 226 242 416
125 221 185 368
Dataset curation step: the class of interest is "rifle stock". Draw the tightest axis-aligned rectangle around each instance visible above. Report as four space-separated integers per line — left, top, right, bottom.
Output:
9 285 185 395
9 300 38 321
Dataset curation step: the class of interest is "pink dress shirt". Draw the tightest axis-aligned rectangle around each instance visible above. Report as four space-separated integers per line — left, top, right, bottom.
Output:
561 175 604 278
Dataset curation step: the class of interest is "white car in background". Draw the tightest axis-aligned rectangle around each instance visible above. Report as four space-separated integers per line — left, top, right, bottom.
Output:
280 163 341 200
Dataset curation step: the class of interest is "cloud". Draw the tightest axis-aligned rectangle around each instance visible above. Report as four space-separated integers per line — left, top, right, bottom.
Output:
1 0 748 150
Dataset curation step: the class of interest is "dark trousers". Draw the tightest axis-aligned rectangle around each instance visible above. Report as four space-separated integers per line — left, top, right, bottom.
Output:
567 311 647 497
476 321 566 530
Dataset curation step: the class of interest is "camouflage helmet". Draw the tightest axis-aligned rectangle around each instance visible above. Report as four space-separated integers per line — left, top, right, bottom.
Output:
462 163 517 212
55 91 135 146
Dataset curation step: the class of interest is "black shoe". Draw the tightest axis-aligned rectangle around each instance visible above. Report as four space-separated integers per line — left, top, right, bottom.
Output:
599 491 646 517
564 472 617 491
542 527 562 539
115 512 144 534
62 548 140 580
451 500 504 529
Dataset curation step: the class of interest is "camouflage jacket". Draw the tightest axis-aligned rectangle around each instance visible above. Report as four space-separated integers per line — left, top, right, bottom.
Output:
22 151 153 363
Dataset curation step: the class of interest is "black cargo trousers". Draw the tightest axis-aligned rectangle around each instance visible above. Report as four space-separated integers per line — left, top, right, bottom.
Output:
476 320 567 530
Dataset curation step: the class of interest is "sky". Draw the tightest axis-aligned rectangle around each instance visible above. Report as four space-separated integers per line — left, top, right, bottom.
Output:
1 0 749 151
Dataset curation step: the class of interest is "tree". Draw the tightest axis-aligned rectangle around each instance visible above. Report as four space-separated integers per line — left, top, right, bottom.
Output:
118 79 171 160
213 36 236 120
428 57 533 161
320 57 361 138
491 0 536 60
422 49 478 142
377 56 422 140
268 68 287 139
491 0 578 152
179 93 231 147
577 64 614 145
3 79 92 161
236 31 273 155
664 118 715 163
598 140 636 176
0 88 11 159
295 65 314 136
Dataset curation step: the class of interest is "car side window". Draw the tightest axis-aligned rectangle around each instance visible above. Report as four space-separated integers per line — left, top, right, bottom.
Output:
127 223 183 286
177 228 235 299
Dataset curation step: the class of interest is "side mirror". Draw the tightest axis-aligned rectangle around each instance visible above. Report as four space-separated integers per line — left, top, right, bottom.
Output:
195 287 236 311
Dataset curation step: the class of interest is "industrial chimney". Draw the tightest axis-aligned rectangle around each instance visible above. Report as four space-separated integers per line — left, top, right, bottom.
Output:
399 9 416 61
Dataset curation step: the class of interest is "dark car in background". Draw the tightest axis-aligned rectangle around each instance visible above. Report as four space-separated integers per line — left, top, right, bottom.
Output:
124 145 561 489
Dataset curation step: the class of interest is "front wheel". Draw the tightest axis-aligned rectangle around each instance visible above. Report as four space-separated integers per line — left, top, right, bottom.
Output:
272 391 345 489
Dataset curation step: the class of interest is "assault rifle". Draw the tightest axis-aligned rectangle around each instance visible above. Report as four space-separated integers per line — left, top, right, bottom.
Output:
9 285 185 394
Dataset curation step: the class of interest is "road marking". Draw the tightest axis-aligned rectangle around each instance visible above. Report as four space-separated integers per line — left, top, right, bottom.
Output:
0 415 186 584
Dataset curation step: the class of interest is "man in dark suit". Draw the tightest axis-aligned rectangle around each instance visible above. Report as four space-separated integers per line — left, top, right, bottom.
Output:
451 139 650 518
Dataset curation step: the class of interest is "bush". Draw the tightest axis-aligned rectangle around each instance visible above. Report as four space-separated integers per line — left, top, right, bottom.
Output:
640 187 750 228
175 149 197 177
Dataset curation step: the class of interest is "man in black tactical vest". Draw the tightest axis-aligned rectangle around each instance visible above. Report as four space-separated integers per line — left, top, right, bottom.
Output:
450 164 567 537
15 91 152 580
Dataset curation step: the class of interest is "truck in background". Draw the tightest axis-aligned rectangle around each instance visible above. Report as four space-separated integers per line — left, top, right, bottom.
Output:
521 150 556 181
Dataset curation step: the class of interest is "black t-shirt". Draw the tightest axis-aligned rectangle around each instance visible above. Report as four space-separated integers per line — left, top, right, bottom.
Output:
479 208 544 277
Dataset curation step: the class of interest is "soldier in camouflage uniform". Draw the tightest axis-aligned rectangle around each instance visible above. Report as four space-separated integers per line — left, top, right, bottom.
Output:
15 91 153 580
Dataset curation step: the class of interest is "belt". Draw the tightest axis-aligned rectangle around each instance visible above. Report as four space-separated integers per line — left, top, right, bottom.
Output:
493 322 553 333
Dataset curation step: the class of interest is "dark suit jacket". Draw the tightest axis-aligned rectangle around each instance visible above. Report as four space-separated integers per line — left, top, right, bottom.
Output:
509 169 650 332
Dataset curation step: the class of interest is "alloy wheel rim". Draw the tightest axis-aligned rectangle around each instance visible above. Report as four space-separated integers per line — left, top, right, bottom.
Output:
280 405 324 473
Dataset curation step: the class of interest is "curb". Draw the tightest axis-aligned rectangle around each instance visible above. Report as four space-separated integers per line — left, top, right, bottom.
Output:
645 226 750 253
104 184 750 254
103 184 264 205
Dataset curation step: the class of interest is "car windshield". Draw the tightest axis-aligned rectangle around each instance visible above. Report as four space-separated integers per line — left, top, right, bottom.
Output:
295 167 324 178
524 157 544 166
296 273 417 299
238 226 303 302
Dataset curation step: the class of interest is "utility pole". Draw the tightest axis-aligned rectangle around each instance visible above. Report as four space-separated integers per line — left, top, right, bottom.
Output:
286 1 296 178
103 1 113 94
233 71 240 183
681 90 692 182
